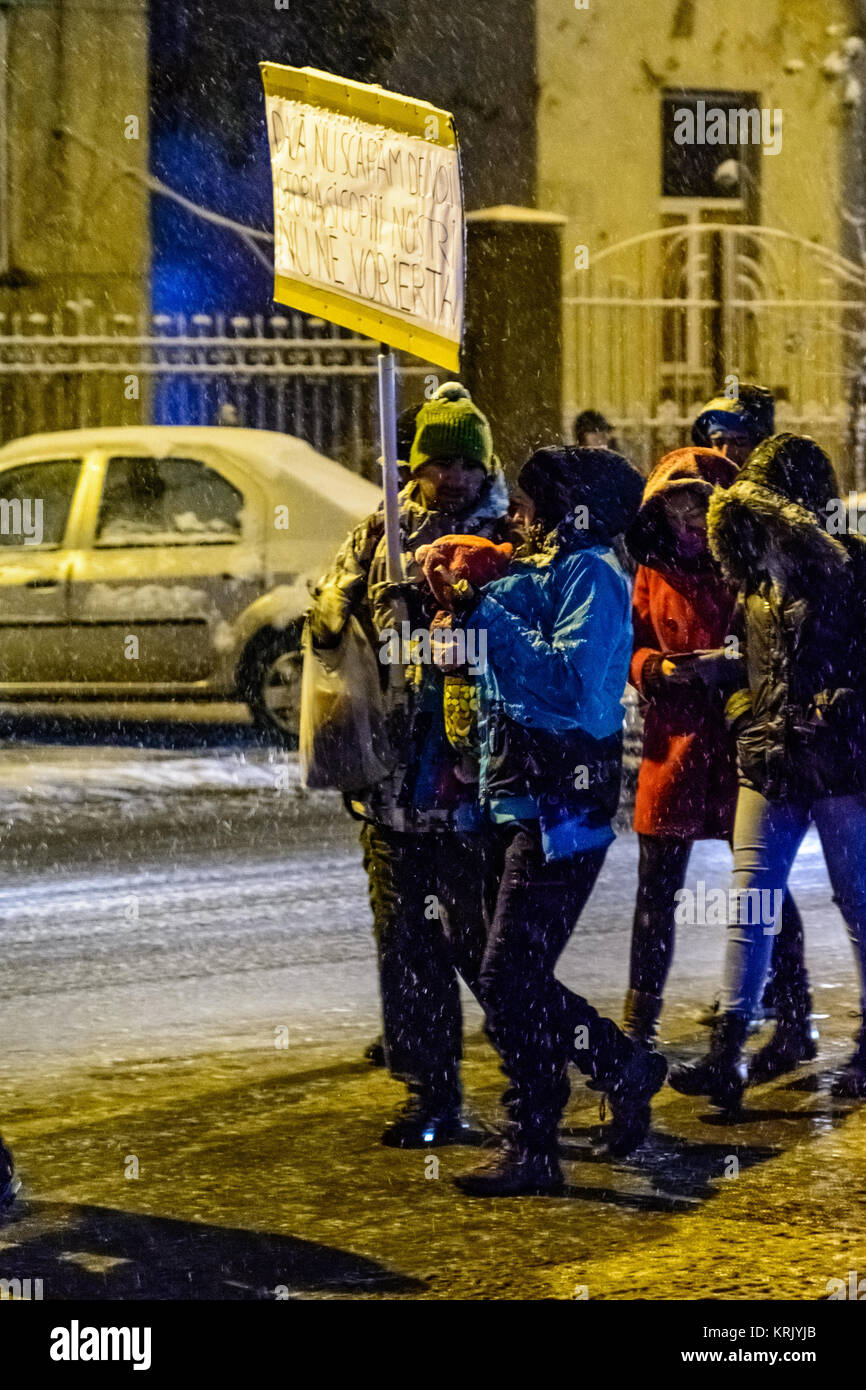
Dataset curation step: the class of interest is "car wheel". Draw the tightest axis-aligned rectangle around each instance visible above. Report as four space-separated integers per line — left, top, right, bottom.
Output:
242 626 303 743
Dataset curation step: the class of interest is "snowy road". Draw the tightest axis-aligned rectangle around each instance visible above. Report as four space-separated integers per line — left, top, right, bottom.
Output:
0 708 857 1079
0 708 382 1077
1 710 865 1302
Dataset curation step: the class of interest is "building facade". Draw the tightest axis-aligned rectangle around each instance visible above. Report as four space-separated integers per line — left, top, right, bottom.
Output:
0 0 150 318
537 0 864 476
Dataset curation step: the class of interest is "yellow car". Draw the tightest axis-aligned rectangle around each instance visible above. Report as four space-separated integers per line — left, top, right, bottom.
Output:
0 426 380 738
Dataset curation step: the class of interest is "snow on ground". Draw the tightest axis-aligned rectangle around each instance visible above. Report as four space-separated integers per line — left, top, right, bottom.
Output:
0 745 290 804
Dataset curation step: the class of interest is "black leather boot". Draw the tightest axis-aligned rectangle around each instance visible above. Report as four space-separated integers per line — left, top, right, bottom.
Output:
454 1137 564 1197
381 1090 466 1148
748 1001 818 1083
669 1011 749 1113
622 988 664 1046
363 1036 386 1067
602 1044 668 1156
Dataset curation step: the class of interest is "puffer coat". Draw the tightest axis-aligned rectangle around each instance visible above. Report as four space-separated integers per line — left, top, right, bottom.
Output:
708 434 866 804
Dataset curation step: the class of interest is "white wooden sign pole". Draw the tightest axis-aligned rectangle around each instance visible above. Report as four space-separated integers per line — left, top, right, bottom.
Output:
377 343 403 583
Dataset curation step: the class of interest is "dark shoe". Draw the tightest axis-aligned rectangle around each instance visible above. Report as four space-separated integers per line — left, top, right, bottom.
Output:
0 1137 19 1214
623 988 663 1046
748 1016 818 1083
381 1095 464 1148
669 1011 749 1113
602 1045 668 1157
454 1141 564 1197
363 1037 386 1068
831 1029 866 1098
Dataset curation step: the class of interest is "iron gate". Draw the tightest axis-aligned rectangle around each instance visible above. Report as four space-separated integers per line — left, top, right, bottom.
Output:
564 222 865 484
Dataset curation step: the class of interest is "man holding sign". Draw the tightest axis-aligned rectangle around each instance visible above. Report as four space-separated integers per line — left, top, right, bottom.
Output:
308 383 510 1146
261 65 503 1143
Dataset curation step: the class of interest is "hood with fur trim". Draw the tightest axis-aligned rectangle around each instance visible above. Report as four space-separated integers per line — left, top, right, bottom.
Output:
626 446 737 573
707 433 849 588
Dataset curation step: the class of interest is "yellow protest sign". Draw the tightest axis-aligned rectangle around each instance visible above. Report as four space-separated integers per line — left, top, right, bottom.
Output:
261 64 464 371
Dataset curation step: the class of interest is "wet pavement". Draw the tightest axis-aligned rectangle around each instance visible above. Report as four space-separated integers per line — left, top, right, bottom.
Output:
0 709 864 1300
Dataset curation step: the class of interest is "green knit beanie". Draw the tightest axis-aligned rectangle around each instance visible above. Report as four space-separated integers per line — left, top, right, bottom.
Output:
408 382 494 474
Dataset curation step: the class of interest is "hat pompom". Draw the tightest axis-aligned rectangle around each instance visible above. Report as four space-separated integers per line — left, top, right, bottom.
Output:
434 382 472 402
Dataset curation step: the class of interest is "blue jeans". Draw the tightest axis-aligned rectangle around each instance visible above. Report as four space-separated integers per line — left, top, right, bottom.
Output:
721 787 866 1016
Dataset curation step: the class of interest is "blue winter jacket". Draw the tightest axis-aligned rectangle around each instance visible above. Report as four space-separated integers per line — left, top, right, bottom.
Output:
464 534 633 859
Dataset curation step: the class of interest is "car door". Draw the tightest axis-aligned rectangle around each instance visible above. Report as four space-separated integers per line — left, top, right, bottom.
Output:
65 452 265 688
0 457 84 685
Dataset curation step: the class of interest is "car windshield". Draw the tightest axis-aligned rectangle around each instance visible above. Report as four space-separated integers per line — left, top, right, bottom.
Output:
95 456 244 546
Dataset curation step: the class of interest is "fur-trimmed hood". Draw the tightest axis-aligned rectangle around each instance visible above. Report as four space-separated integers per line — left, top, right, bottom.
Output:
707 433 849 588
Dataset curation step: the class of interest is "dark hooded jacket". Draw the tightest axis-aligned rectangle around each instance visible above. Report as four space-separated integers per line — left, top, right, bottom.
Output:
708 433 866 804
626 447 740 839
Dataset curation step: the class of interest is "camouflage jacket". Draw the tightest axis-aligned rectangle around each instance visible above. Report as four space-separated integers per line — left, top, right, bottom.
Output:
308 470 510 831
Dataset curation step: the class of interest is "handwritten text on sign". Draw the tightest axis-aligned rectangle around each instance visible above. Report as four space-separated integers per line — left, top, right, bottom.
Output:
266 96 463 350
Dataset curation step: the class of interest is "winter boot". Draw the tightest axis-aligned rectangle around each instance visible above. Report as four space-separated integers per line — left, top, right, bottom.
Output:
669 1011 749 1113
831 1027 866 1098
381 1089 466 1148
363 1036 386 1068
622 988 664 1046
748 999 818 1084
601 1045 668 1157
0 1136 19 1215
454 1136 564 1197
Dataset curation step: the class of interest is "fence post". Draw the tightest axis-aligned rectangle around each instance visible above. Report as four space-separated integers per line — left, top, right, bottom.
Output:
463 206 567 476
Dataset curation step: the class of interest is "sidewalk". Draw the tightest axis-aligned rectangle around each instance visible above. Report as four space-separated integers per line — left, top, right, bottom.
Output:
1 1022 864 1301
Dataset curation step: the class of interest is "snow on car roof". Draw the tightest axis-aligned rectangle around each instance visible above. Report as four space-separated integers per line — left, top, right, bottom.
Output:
0 426 381 518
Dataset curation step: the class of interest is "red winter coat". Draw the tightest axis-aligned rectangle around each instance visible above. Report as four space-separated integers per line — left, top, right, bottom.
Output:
627 448 739 840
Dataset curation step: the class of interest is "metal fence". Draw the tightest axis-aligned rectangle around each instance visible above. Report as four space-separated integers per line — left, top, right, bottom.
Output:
0 308 431 476
564 222 864 485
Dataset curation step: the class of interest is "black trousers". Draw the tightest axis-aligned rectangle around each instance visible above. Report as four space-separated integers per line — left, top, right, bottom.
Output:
360 822 490 1110
478 824 635 1150
629 833 811 1013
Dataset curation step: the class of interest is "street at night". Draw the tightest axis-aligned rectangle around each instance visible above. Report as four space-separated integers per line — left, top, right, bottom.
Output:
0 712 863 1303
5 0 866 1362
